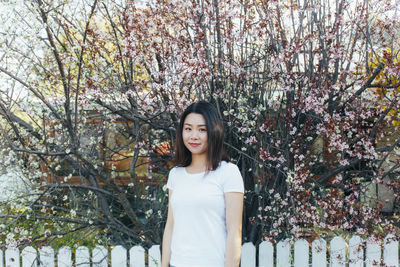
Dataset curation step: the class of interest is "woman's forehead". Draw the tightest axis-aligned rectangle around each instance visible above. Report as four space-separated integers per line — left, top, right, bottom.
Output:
184 113 206 125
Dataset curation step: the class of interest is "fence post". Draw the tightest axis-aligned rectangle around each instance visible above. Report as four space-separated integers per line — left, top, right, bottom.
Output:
21 246 37 267
258 240 273 267
39 246 55 267
241 242 256 267
294 239 309 267
365 237 381 267
383 234 399 267
277 239 291 267
348 235 363 267
149 245 161 267
5 247 19 267
92 246 108 267
111 246 127 266
130 245 145 267
312 238 327 267
58 247 72 267
330 236 346 267
76 246 90 267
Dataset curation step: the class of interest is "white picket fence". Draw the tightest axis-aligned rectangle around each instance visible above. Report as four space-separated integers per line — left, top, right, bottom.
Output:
0 235 399 266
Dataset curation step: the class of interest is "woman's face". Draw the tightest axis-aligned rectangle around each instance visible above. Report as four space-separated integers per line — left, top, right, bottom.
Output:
182 113 208 156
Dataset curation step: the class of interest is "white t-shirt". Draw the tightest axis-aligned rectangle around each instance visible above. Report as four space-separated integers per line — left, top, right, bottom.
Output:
166 161 244 267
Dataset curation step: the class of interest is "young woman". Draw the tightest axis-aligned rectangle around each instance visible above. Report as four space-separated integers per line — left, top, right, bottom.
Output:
161 101 244 267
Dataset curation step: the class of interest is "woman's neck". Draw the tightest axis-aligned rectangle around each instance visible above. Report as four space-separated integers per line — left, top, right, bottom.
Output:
188 154 208 171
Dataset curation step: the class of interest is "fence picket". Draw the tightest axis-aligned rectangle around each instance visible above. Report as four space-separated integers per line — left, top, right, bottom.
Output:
383 234 399 267
5 247 20 267
148 245 161 267
76 246 90 267
312 238 327 267
21 246 37 267
241 242 256 267
111 246 127 266
39 246 54 267
0 250 3 267
130 245 145 267
58 247 72 267
349 235 363 267
330 236 346 267
277 239 291 267
258 240 273 267
92 246 108 267
294 239 309 267
365 237 381 267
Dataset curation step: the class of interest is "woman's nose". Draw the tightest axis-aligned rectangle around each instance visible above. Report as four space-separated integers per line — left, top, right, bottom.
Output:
191 130 199 138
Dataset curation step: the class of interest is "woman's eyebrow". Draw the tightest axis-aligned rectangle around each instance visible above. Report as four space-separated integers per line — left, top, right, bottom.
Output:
184 123 207 127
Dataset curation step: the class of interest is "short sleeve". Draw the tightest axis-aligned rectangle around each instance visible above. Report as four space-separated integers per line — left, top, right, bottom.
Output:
166 167 176 190
222 163 244 193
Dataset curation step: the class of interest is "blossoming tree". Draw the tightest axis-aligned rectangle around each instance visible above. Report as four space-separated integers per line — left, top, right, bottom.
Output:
0 0 399 247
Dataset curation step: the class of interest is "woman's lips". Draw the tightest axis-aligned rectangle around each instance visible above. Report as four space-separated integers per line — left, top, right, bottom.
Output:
189 143 200 147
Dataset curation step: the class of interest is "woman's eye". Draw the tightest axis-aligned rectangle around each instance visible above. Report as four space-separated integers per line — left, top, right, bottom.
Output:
185 127 191 131
200 128 207 132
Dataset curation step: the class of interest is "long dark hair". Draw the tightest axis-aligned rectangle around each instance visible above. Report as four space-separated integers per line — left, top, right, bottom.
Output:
174 101 229 171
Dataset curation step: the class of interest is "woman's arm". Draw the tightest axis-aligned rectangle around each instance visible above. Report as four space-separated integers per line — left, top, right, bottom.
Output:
224 192 244 267
161 189 174 267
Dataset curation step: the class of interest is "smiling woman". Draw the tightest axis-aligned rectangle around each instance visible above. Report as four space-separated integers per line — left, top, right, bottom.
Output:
182 113 208 163
173 102 229 173
161 101 244 267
